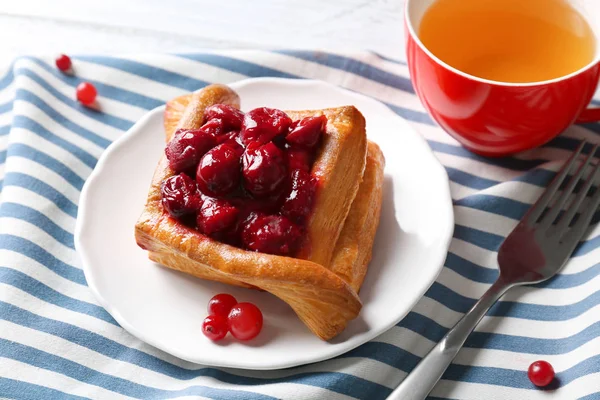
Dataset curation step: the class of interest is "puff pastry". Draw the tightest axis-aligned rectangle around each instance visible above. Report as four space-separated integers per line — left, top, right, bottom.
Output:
135 84 385 340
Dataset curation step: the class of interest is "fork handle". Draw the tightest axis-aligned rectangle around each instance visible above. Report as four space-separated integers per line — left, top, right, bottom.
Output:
387 278 512 400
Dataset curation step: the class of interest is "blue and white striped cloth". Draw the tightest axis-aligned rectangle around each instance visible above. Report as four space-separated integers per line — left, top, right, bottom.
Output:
0 51 599 400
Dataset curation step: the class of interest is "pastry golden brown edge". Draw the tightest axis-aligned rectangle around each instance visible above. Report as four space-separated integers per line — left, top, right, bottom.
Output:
135 84 385 340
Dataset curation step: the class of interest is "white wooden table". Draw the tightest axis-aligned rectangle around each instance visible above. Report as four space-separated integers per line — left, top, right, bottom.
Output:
1 0 407 66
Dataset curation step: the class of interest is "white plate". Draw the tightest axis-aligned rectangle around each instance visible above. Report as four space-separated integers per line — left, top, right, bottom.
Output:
75 78 454 370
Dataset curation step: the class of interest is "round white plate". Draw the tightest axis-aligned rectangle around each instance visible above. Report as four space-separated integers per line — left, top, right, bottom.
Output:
75 78 454 370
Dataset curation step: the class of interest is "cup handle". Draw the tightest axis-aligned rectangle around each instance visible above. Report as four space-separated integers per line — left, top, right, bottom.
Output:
577 106 600 124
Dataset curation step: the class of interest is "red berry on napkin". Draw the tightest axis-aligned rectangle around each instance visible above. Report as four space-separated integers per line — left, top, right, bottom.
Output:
55 54 72 72
76 82 97 106
528 360 555 387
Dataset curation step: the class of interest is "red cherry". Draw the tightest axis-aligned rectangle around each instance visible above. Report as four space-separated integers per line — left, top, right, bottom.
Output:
229 187 286 215
160 173 202 217
228 302 263 340
281 169 316 223
202 315 229 341
528 361 555 387
286 115 327 148
240 107 292 145
166 129 217 173
208 294 238 317
197 197 239 235
199 118 225 137
76 82 97 106
216 131 244 154
241 214 302 255
215 130 237 145
204 104 244 131
196 144 241 197
55 54 72 72
242 142 287 197
286 148 312 173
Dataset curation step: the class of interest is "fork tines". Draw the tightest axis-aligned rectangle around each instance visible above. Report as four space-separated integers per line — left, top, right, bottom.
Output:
525 141 600 239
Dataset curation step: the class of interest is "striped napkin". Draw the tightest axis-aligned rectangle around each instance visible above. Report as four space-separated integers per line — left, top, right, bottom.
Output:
0 51 599 400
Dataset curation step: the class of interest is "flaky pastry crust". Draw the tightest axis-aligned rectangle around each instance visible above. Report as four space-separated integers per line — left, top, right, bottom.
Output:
285 109 367 268
135 84 385 340
330 142 385 293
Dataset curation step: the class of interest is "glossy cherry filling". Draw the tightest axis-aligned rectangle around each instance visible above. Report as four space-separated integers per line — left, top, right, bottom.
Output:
242 142 287 197
160 105 325 256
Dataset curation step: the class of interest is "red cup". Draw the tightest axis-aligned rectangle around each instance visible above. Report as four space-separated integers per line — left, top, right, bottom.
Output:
405 0 600 157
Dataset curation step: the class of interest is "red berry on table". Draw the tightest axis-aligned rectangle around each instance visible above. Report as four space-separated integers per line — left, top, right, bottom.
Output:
202 315 229 341
76 82 97 106
228 302 263 340
528 360 555 387
207 293 238 317
55 54 72 72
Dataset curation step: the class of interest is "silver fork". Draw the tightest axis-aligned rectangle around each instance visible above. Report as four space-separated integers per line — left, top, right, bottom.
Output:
388 141 600 400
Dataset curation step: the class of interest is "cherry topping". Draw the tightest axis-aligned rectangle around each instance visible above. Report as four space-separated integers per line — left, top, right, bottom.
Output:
528 361 555 387
242 214 302 255
215 130 238 144
281 170 316 223
242 142 287 197
286 115 327 148
272 134 287 150
159 106 322 258
55 54 72 72
202 315 228 341
199 118 225 137
217 131 245 156
76 82 97 106
228 302 263 340
197 144 241 197
160 173 202 217
205 104 244 131
197 197 239 235
240 107 292 145
286 148 312 173
166 129 217 173
229 187 286 215
208 293 238 317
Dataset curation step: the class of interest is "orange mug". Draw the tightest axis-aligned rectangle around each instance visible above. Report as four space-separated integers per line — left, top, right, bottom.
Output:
405 0 600 157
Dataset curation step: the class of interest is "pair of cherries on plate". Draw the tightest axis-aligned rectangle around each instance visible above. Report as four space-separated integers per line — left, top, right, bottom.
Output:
203 294 263 341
